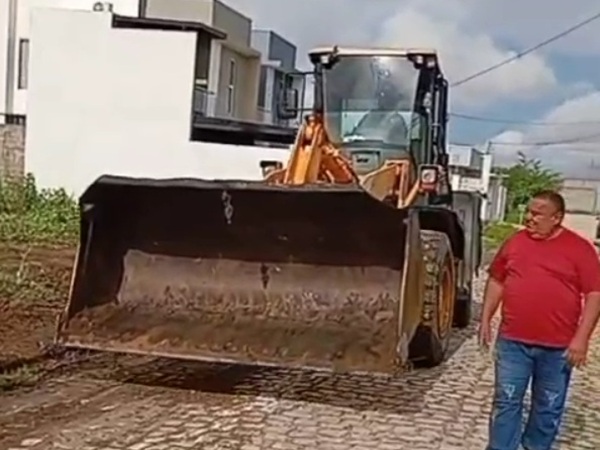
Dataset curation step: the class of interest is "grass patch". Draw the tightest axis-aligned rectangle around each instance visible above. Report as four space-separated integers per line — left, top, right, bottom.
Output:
484 221 520 249
0 245 74 305
0 365 42 392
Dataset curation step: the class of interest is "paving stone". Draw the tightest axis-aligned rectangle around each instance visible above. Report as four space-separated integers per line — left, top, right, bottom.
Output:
2 274 600 450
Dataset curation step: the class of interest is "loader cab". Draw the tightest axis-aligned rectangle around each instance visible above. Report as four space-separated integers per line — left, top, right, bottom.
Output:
305 47 449 178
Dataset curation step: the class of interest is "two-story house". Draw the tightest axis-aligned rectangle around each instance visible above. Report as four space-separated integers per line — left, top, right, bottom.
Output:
0 0 262 122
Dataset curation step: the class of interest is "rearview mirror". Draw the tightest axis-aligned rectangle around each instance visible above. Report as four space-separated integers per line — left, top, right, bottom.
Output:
277 87 299 120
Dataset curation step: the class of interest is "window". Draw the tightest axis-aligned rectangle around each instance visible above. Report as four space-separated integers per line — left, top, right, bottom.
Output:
257 66 267 108
226 59 236 115
18 39 29 90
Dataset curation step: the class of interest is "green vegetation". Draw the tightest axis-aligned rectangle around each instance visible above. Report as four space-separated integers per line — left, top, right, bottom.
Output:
0 173 77 306
0 175 76 390
0 365 41 392
483 221 519 249
497 152 562 224
0 173 79 244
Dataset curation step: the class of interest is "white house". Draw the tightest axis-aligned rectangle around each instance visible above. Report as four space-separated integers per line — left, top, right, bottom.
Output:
0 0 264 122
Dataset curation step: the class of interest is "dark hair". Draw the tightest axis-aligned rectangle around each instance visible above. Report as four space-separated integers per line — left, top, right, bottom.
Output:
533 190 565 215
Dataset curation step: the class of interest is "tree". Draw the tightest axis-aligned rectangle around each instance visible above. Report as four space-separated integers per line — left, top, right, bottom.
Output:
498 152 562 222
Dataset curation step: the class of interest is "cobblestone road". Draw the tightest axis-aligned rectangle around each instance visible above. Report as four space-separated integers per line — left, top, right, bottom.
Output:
1 277 600 450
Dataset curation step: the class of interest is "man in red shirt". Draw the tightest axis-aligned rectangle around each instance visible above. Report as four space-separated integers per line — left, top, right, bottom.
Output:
480 190 600 450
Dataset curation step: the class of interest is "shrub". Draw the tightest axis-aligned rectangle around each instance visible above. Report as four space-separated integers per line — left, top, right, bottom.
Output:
0 173 79 244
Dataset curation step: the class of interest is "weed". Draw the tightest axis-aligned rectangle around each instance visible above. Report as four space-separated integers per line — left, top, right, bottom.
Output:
0 365 41 392
0 173 79 245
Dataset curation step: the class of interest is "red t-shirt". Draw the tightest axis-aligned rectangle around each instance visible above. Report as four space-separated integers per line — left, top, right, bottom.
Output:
489 227 600 348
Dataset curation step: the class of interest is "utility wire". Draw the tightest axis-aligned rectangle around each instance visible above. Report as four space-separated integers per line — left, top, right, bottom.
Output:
449 112 600 126
451 130 600 148
450 10 600 87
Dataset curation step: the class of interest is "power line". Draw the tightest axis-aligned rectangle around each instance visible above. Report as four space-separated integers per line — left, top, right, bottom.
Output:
451 130 600 148
449 112 600 126
450 10 600 88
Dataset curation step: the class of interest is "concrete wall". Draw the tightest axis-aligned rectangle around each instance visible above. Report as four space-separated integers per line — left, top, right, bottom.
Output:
0 123 24 181
26 8 289 197
560 186 597 214
563 213 597 243
215 44 259 120
213 0 250 48
1 0 139 116
27 8 196 195
144 0 213 23
561 178 600 214
251 30 269 62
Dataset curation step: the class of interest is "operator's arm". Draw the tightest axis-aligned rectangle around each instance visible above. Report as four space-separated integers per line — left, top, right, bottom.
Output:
481 241 509 324
574 242 600 342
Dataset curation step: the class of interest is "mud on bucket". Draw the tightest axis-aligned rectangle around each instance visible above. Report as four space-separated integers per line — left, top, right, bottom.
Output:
58 176 409 375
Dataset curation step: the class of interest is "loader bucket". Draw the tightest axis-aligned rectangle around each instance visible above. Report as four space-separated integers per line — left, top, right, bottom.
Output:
57 175 409 375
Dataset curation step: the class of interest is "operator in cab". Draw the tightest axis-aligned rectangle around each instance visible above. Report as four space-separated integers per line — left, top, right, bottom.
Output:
345 76 410 147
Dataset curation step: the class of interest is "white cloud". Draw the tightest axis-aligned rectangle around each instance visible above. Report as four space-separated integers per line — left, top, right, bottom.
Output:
375 0 557 108
467 1 600 56
489 91 600 176
225 0 558 109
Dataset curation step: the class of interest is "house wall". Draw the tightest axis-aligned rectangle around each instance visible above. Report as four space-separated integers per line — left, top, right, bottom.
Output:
212 0 250 48
561 177 600 214
26 8 289 197
27 7 196 195
267 31 296 71
251 30 269 62
215 45 258 120
1 0 139 116
560 186 597 214
144 0 213 23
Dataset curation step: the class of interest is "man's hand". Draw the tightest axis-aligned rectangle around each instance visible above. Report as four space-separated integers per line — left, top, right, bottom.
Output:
566 334 589 368
479 276 503 350
478 320 493 349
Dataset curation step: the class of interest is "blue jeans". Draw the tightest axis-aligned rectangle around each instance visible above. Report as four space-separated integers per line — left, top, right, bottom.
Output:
487 337 572 450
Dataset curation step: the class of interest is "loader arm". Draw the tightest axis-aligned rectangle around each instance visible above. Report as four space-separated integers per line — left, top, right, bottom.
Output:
265 115 360 185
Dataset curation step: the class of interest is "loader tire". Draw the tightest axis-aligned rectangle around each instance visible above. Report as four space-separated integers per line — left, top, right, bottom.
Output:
453 285 472 329
409 230 456 368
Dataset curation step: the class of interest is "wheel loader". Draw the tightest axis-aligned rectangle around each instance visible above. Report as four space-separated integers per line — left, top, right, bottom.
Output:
55 46 480 376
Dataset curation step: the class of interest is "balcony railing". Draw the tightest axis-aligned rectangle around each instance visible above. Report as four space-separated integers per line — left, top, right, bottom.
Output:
192 86 302 128
193 87 217 117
